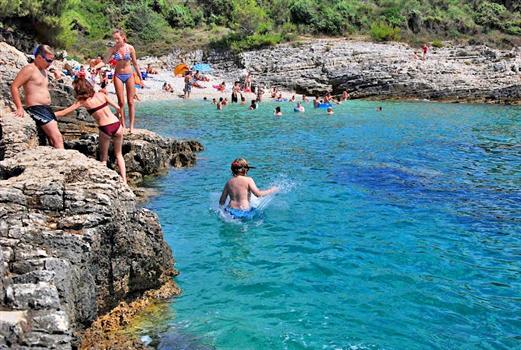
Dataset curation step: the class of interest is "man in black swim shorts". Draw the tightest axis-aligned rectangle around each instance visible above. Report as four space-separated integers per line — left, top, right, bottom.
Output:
11 44 64 148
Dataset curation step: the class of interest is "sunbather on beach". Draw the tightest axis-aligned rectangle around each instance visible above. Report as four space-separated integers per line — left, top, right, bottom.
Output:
146 64 158 74
194 71 210 81
191 78 206 89
213 81 226 92
219 158 278 219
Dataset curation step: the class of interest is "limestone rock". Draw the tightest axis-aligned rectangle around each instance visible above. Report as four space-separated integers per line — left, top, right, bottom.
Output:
64 128 204 183
0 147 175 348
0 110 38 161
205 39 521 103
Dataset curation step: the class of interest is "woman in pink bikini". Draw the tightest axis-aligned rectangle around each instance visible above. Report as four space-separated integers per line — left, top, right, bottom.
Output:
96 29 143 133
55 76 127 183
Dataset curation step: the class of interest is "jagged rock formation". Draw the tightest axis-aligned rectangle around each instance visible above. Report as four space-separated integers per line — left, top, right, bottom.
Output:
202 39 521 103
64 128 203 184
0 41 203 349
0 147 176 349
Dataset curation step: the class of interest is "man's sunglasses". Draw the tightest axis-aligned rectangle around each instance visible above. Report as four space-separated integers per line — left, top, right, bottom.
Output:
39 53 54 63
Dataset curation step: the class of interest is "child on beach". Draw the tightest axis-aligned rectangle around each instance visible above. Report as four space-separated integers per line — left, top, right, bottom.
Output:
219 158 278 219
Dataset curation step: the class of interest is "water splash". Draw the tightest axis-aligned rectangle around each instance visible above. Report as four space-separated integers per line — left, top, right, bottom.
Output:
209 175 297 221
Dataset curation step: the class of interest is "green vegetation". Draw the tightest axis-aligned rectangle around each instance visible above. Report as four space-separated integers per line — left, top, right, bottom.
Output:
370 22 401 42
1 0 520 57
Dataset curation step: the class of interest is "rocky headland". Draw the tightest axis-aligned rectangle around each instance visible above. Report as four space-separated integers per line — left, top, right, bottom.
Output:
144 39 521 104
0 42 203 349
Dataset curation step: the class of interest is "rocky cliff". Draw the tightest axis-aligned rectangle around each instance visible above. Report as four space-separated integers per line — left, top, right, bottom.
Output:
0 147 175 349
0 42 203 349
163 39 521 104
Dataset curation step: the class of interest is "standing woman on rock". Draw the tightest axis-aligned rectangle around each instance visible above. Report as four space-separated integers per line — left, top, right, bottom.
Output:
55 76 127 183
96 29 143 133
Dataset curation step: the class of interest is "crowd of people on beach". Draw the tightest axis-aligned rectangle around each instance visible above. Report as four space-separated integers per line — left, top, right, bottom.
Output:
9 29 391 215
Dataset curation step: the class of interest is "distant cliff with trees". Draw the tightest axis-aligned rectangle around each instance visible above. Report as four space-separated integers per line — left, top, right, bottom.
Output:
1 0 520 58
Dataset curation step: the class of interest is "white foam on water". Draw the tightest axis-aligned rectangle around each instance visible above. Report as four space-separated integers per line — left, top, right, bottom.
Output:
209 175 297 223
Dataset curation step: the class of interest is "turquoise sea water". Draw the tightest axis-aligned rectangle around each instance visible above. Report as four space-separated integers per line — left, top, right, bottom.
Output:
138 100 520 350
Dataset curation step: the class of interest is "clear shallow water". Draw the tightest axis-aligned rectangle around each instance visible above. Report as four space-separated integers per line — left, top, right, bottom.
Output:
137 100 521 350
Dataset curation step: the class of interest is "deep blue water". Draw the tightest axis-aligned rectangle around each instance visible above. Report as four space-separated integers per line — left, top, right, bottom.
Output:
137 99 521 350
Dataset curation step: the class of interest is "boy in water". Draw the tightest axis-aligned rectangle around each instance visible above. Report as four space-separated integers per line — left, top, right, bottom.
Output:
11 44 64 148
219 158 278 219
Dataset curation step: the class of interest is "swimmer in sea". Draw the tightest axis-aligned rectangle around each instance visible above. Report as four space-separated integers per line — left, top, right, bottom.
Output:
294 102 305 112
327 107 334 115
274 106 282 116
219 158 278 219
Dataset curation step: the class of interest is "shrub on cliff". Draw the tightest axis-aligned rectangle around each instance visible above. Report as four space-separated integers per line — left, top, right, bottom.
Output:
231 0 269 36
289 0 317 25
370 21 401 41
125 3 172 42
0 0 73 46
313 6 345 34
230 33 284 52
165 5 196 28
474 1 508 30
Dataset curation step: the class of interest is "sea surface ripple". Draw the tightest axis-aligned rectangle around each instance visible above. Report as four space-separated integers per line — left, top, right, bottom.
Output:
138 100 521 350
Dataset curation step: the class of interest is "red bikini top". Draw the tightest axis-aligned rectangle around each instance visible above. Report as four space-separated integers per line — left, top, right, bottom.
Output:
87 101 108 115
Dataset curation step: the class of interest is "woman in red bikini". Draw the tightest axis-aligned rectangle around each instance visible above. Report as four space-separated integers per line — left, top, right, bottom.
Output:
95 29 143 133
55 76 127 183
